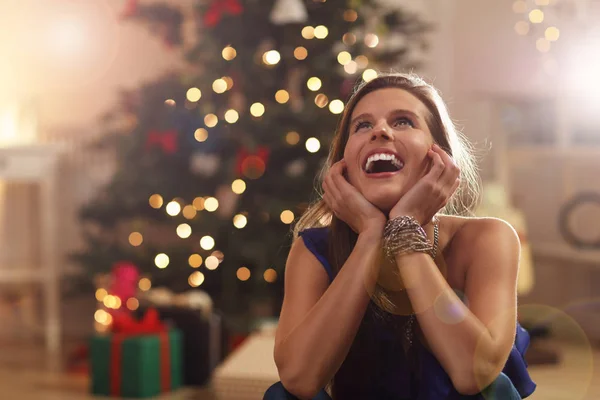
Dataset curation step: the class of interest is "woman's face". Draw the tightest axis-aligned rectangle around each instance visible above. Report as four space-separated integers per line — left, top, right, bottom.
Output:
343 88 436 213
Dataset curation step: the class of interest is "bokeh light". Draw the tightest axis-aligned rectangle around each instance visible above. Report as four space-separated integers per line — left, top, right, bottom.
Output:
264 268 277 283
155 253 169 269
512 0 527 13
95 288 107 302
362 69 378 82
545 26 560 41
138 278 152 291
314 25 328 39
237 267 251 281
315 93 329 108
205 255 220 270
188 271 205 287
128 232 143 246
307 77 322 91
213 78 227 93
224 109 239 123
189 254 203 268
149 194 163 209
176 223 192 239
193 197 205 210
204 113 218 127
364 33 379 48
343 32 357 45
275 89 290 104
250 102 266 117
305 137 321 153
337 51 352 65
280 210 295 224
294 46 308 60
286 131 300 145
536 38 551 52
343 10 358 22
529 9 544 23
182 205 197 219
194 128 208 142
329 99 344 114
186 87 201 102
263 50 281 65
231 179 246 194
301 26 315 39
126 298 139 311
222 45 237 60
344 61 358 74
166 201 181 216
233 214 248 229
204 197 219 212
200 236 215 250
514 21 530 35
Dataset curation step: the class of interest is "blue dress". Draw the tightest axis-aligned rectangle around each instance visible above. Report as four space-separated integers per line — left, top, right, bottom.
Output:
298 227 536 399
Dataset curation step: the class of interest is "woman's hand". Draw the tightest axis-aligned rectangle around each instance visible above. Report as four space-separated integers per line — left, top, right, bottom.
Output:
389 144 460 225
322 159 387 235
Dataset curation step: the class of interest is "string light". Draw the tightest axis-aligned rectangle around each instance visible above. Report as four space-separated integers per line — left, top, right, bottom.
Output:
314 25 328 39
204 197 219 212
193 197 205 210
294 46 308 60
329 99 344 114
95 288 107 302
138 278 151 291
205 255 219 270
149 194 163 209
166 201 181 216
307 77 322 91
233 214 247 229
301 26 315 39
305 137 321 153
362 69 378 82
315 94 329 108
545 26 559 41
204 113 218 128
186 87 201 102
177 223 192 239
250 102 265 117
237 267 251 281
182 205 197 219
213 78 227 93
129 232 143 246
200 236 215 250
224 109 239 123
94 309 111 325
280 210 294 224
155 253 170 269
264 268 277 283
286 131 300 145
529 9 544 23
189 254 203 268
275 89 290 104
263 50 281 65
194 128 208 142
222 45 237 60
231 179 246 194
337 51 352 65
188 271 205 287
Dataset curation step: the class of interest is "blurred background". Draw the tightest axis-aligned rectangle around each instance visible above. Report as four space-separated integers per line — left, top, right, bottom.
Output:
0 0 599 399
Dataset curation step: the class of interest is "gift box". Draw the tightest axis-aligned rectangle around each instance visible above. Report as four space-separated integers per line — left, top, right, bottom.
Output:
90 309 183 398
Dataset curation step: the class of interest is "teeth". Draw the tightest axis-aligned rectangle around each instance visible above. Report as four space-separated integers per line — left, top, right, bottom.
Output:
364 153 403 172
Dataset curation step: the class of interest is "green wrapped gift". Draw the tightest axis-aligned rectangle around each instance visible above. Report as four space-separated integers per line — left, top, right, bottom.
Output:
90 310 183 398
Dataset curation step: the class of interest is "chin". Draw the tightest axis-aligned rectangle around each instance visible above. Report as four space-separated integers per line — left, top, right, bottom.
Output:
364 191 401 213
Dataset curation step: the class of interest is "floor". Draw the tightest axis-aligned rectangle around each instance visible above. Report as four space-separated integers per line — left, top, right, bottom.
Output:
0 339 598 399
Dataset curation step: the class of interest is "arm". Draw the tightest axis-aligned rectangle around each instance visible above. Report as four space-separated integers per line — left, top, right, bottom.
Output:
394 218 519 395
274 229 382 399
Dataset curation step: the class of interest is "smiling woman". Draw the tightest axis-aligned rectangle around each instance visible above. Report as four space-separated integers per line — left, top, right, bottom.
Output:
270 73 537 399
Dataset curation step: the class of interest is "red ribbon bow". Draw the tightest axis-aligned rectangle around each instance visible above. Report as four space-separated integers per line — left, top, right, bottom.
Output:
145 130 178 154
204 0 243 27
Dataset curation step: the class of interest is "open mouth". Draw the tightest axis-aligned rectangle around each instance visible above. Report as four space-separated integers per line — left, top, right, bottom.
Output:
363 152 404 175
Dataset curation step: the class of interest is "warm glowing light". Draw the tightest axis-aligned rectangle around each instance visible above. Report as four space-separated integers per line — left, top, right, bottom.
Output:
275 90 290 104
529 9 544 23
315 94 329 108
95 288 107 302
126 298 139 311
129 232 143 246
211 250 224 262
177 223 192 239
280 210 295 224
94 309 110 325
264 268 277 283
194 128 208 142
222 45 237 60
166 201 181 216
307 77 322 91
294 46 308 60
286 131 300 145
165 99 176 107
329 99 344 114
193 197 205 210
364 33 379 48
536 38 551 52
343 32 356 45
362 69 378 82
182 205 197 219
301 26 315 39
250 102 265 117
204 113 218 127
545 26 560 41
344 61 358 74
237 267 251 281
514 21 530 35
188 271 205 287
355 55 369 68
232 179 246 194
337 51 352 65
213 79 227 93
535 0 550 5
222 76 234 90
204 197 219 212
233 214 248 229
186 87 201 102
343 10 358 22
155 253 170 269
200 236 215 250
139 278 151 291
512 0 527 13
149 194 163 209
205 255 219 270
305 137 321 153
224 109 239 123
189 254 203 268
314 25 328 39
263 50 281 65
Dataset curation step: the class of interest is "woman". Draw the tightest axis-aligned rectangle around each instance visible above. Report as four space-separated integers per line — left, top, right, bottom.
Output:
266 73 536 399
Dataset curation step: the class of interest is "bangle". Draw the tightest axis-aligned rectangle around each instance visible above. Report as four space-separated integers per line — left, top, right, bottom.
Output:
383 215 434 261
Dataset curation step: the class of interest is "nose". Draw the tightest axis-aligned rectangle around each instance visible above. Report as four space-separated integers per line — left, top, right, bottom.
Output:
370 122 393 142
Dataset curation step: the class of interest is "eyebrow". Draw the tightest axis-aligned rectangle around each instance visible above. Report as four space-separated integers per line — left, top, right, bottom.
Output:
350 109 421 127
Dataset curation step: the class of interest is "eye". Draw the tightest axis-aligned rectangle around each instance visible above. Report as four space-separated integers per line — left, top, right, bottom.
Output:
393 117 415 128
353 121 372 132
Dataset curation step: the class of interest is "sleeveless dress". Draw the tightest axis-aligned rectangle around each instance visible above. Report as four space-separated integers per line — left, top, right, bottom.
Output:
299 227 537 399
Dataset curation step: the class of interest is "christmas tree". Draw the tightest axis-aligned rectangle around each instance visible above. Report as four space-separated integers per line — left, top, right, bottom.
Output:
74 0 430 324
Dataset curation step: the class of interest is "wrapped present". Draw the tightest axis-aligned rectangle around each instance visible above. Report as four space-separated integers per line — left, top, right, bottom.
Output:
90 308 183 398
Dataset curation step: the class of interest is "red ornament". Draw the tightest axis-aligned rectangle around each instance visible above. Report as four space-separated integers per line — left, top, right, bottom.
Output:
145 129 178 154
236 146 270 179
109 261 140 304
204 0 243 27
